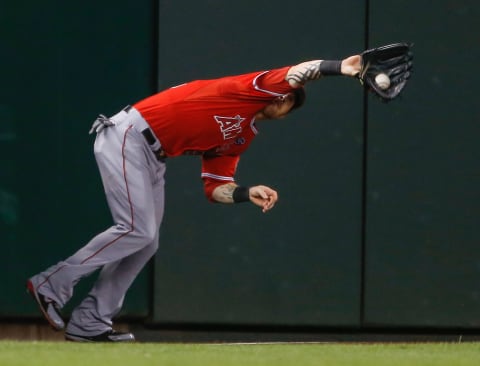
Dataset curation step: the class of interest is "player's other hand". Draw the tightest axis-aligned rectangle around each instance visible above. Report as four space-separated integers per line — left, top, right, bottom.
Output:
249 185 278 213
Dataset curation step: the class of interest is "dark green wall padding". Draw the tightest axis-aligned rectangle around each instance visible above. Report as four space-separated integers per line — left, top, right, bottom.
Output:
364 0 480 328
152 0 365 326
1 0 154 317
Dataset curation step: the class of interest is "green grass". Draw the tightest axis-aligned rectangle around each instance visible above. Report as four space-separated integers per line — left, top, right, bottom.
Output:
1 341 480 366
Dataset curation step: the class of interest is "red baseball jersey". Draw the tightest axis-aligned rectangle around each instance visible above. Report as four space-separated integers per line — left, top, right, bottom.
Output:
133 66 294 199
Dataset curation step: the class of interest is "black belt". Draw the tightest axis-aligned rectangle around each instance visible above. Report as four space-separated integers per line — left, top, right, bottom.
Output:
142 128 167 161
123 105 167 162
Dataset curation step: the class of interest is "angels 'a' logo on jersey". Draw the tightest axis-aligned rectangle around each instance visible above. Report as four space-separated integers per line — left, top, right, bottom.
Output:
214 115 245 140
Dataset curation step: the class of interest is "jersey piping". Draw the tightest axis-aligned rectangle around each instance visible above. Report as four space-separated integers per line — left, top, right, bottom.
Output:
201 173 235 181
253 71 286 97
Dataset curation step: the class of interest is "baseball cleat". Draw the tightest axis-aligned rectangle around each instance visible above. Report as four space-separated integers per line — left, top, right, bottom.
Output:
26 280 65 331
65 330 136 342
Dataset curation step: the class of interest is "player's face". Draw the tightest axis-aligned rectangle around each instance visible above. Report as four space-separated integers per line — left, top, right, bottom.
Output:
261 93 296 120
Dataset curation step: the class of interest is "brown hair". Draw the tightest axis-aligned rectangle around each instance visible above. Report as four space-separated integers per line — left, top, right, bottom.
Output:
291 87 306 111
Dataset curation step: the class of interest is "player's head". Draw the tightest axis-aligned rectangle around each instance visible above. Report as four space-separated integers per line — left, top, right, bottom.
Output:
257 87 306 120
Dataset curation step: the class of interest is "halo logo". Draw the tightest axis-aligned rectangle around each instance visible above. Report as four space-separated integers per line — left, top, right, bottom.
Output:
214 115 245 140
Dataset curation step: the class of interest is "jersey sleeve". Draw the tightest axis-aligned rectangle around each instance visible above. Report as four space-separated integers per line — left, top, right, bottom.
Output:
220 66 295 101
201 155 240 201
252 66 294 96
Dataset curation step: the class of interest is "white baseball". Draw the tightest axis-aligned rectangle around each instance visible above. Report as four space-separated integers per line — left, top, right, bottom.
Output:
375 73 391 90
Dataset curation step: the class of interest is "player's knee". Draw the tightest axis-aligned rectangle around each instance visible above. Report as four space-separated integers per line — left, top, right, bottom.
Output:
134 223 158 246
115 222 156 246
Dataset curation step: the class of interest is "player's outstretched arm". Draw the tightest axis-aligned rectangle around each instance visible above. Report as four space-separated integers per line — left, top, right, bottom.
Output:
286 55 361 87
212 183 278 213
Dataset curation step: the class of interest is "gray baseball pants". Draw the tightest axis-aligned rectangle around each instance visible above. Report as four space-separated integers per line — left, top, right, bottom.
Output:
28 107 166 335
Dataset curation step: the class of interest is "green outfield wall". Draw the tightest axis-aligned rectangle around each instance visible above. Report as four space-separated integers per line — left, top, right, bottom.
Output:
364 0 480 328
1 0 155 317
151 0 364 326
1 0 479 329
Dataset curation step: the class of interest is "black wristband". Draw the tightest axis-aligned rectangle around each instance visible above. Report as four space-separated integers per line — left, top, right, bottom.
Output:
232 186 250 203
319 60 343 76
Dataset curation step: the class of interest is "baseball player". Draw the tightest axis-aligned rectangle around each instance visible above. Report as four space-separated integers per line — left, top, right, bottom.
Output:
26 54 362 342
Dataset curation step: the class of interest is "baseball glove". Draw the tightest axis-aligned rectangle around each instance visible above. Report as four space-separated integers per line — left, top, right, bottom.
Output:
358 42 413 101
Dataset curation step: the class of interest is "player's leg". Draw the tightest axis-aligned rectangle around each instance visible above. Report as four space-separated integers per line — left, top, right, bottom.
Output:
65 232 160 338
27 114 161 323
65 161 165 337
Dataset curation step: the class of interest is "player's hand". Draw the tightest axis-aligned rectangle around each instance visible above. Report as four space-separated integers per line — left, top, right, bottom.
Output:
249 185 278 213
341 55 361 77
